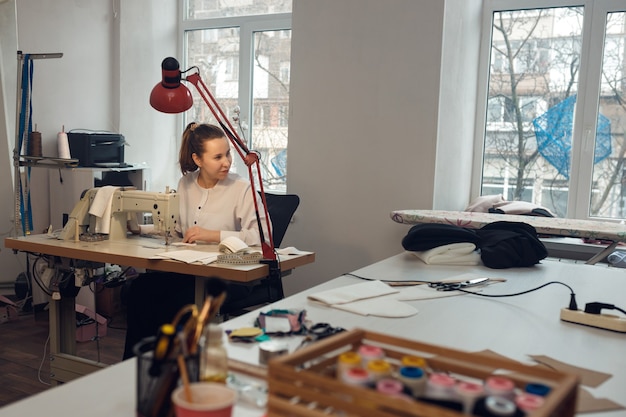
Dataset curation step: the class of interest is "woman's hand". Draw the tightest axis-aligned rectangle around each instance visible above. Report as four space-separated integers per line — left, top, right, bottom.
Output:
183 226 219 243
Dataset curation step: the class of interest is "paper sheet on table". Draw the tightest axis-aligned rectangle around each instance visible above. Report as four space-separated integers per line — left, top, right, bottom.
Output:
153 249 220 264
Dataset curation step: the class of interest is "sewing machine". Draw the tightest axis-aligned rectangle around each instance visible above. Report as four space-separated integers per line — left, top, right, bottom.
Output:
58 187 179 243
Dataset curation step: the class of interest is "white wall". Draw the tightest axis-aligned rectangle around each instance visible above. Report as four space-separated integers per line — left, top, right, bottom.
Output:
0 0 22 291
118 1 180 193
0 0 482 292
0 0 179 288
283 0 480 295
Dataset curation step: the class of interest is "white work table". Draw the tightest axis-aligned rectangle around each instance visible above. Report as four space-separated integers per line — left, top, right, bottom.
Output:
225 254 626 416
2 254 625 416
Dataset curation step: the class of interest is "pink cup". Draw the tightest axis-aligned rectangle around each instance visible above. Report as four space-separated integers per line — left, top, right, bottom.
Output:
171 382 237 417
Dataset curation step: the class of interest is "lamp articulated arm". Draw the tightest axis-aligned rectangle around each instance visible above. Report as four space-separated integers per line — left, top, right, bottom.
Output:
151 57 276 261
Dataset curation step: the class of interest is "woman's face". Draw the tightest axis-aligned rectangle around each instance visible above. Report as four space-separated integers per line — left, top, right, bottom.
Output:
193 137 232 182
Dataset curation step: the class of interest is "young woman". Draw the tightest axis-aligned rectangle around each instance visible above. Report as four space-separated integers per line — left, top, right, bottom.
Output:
122 122 267 359
176 122 265 245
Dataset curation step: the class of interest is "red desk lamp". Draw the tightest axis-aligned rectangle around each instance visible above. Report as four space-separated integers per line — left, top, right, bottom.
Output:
150 57 276 262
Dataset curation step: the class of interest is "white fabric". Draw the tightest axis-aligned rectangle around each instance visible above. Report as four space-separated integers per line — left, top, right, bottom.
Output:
465 194 505 212
307 280 418 318
330 296 418 318
492 200 555 216
308 280 398 305
176 171 268 246
88 186 120 234
411 243 481 265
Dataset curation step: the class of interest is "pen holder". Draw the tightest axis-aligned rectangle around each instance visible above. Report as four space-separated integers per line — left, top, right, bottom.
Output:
135 336 200 417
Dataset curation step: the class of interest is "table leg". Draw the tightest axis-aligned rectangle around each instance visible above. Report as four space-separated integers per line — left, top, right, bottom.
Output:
194 276 204 308
48 297 75 385
586 241 619 265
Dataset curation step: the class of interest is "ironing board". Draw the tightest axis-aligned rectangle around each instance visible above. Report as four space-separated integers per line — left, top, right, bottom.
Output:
390 209 626 265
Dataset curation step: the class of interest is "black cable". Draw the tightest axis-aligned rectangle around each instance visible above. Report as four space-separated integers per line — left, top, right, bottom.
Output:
343 272 579 310
30 255 53 296
456 281 578 310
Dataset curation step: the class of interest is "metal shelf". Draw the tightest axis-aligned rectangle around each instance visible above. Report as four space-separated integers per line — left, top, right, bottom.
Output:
13 51 64 236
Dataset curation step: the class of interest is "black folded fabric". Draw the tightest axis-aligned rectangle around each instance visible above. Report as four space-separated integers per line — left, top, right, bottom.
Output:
401 223 480 252
476 221 547 269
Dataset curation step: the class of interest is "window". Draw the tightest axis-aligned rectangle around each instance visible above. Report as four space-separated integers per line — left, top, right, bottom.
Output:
475 1 626 220
182 0 292 192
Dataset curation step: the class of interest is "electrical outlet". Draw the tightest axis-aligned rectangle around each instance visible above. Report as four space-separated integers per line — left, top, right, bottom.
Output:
560 308 626 333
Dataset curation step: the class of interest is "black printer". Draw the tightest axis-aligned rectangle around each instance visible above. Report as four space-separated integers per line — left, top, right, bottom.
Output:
67 130 126 167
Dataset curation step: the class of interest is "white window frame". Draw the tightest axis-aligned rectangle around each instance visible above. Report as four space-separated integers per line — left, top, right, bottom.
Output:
473 0 626 220
179 2 291 175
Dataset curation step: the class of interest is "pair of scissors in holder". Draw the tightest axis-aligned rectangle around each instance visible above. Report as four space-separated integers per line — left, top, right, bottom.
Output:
428 277 489 291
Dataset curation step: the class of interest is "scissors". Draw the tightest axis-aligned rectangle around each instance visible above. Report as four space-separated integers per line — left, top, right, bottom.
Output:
428 277 489 291
296 323 346 350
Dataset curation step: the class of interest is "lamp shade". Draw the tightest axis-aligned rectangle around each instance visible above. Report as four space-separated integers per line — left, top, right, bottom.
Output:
150 57 193 113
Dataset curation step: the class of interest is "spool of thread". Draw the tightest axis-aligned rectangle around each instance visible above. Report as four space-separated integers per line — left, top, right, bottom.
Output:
340 367 371 387
28 131 42 157
401 355 427 369
397 366 426 397
358 344 385 366
515 392 545 412
57 126 71 159
455 381 485 414
376 378 404 396
337 351 361 379
484 396 517 416
485 376 515 399
525 382 551 397
424 372 457 400
366 359 392 382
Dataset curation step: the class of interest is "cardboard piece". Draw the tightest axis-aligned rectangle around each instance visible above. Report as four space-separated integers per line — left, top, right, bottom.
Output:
529 354 612 388
471 350 624 414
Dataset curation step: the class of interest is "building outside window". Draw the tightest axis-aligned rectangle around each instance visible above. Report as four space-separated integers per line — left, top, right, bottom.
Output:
182 0 292 192
474 1 626 220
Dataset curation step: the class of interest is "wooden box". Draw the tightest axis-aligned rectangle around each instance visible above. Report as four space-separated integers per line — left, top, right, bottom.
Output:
267 329 578 417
